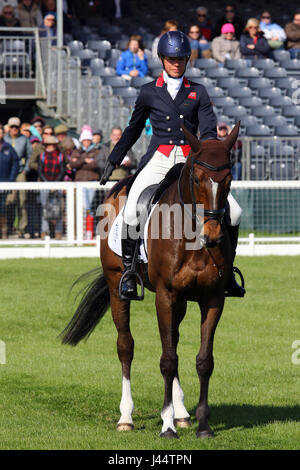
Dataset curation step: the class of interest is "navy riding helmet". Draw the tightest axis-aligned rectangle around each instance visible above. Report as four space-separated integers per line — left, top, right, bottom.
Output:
157 30 191 58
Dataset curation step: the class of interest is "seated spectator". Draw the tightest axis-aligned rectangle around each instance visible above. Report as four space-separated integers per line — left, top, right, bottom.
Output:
38 135 65 239
0 0 18 17
0 4 21 32
70 126 101 215
212 23 241 63
259 11 286 50
0 125 19 239
213 3 245 40
116 35 148 79
92 129 103 150
39 11 56 45
195 6 213 41
285 11 300 59
152 20 178 60
240 18 273 60
217 122 242 180
97 126 137 181
187 24 213 63
18 0 43 27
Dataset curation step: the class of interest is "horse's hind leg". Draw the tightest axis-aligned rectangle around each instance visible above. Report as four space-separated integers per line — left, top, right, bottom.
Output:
195 299 224 438
156 288 189 438
110 287 134 431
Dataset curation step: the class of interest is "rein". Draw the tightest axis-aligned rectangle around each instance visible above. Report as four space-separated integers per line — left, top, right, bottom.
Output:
178 156 231 226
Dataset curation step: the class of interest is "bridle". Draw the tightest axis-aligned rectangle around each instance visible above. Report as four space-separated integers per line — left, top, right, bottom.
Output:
178 155 231 227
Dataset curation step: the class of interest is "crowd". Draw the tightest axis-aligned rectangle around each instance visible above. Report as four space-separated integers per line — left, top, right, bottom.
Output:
0 116 137 239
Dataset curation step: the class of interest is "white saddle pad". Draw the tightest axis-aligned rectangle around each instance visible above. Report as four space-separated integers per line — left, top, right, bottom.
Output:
108 205 157 263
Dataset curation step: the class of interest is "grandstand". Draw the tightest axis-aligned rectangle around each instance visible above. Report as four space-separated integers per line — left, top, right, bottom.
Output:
0 0 300 255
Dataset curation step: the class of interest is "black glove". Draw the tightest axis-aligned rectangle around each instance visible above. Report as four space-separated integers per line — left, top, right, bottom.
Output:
100 161 115 186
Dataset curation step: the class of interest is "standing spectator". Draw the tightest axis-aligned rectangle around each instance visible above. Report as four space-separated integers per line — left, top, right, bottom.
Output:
0 0 18 16
92 129 103 150
55 123 80 150
0 126 19 239
60 136 75 181
217 122 242 180
30 116 45 141
152 20 178 60
4 117 31 238
195 6 213 41
20 122 32 139
116 35 148 79
285 11 300 59
0 3 21 31
97 126 137 181
259 11 286 50
38 135 65 240
41 0 72 33
18 0 43 27
240 18 272 60
211 23 241 63
27 124 54 181
39 11 56 45
70 126 101 216
213 3 244 40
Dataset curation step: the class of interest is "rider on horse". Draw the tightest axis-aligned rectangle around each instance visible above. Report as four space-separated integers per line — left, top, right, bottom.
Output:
100 30 245 301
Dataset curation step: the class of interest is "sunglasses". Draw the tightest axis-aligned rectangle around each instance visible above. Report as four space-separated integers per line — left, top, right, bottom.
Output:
10 125 19 129
248 26 258 29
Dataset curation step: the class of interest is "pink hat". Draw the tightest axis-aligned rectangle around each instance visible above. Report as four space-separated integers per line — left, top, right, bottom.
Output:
79 128 93 142
221 23 235 34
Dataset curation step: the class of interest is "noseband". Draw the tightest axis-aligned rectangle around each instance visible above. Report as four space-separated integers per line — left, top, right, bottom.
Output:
178 156 231 226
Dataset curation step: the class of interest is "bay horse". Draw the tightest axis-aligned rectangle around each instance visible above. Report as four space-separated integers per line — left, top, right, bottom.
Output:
60 122 240 438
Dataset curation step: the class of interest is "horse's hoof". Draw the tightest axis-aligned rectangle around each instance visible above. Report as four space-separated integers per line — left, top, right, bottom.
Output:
160 428 179 439
174 417 192 428
117 423 134 432
196 427 214 439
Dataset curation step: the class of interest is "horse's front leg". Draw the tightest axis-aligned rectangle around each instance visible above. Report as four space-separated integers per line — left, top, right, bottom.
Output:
156 288 188 438
195 297 224 438
110 287 134 431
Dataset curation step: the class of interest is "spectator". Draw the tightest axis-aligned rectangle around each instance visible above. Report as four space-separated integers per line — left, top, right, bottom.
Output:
187 25 203 64
240 18 272 60
213 3 244 40
152 20 178 60
116 35 148 79
41 0 72 33
0 0 18 16
217 122 242 180
60 136 75 181
195 6 213 41
38 135 65 239
0 126 19 239
0 4 21 32
70 126 101 215
259 11 286 50
4 117 31 173
92 129 103 149
20 122 32 139
18 0 43 27
30 116 45 141
285 11 300 59
211 23 241 63
27 125 54 180
39 11 56 45
97 126 137 181
55 123 80 150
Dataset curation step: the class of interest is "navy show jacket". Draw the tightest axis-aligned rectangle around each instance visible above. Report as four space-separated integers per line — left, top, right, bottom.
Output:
108 73 217 169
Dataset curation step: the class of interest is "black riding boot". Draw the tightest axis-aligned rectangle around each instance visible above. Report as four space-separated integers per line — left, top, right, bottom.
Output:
225 224 246 297
120 222 139 300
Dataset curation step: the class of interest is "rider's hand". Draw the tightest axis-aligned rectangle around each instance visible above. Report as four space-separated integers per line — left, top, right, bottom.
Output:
100 161 115 185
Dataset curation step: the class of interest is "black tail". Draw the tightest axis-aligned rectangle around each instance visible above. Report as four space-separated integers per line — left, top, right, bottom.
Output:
59 268 110 346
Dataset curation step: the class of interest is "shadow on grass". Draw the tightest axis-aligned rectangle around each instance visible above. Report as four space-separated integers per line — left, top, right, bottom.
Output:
190 404 300 431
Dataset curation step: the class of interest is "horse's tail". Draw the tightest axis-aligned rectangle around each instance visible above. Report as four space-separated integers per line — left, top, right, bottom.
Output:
59 268 110 346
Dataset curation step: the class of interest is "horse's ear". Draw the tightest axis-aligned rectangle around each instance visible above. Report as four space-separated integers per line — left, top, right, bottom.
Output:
181 124 201 153
224 121 240 150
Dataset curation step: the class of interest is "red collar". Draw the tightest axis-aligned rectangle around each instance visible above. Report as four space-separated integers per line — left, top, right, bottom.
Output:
156 72 190 88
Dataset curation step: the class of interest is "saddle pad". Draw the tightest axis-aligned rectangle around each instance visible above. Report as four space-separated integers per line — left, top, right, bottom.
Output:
108 204 158 263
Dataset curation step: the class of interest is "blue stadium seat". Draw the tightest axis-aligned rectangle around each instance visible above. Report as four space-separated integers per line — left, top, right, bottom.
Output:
252 58 276 70
239 96 264 108
131 76 153 87
280 59 300 73
275 125 299 137
269 157 296 180
246 124 273 136
275 77 296 89
205 67 231 78
102 76 130 87
239 115 261 127
229 86 252 98
253 105 276 117
185 67 204 78
248 77 274 89
269 96 294 107
218 77 246 88
77 49 95 67
212 96 236 108
149 67 162 78
272 49 291 63
190 77 216 87
222 105 248 118
236 67 261 78
250 156 268 180
67 40 84 55
283 105 300 117
263 115 289 127
258 87 282 99
194 58 218 69
90 57 105 69
225 58 249 69
94 66 116 77
264 67 288 79
87 40 112 60
206 86 227 97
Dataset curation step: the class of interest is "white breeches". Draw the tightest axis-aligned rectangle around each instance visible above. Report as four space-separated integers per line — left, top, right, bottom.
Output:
123 147 242 227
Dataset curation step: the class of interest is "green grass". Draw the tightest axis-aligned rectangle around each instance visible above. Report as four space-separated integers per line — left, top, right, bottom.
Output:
0 257 300 450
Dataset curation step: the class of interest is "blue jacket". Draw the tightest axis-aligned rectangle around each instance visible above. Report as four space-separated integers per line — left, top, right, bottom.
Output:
108 73 217 169
116 49 148 77
240 32 272 59
4 133 32 172
0 141 20 182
